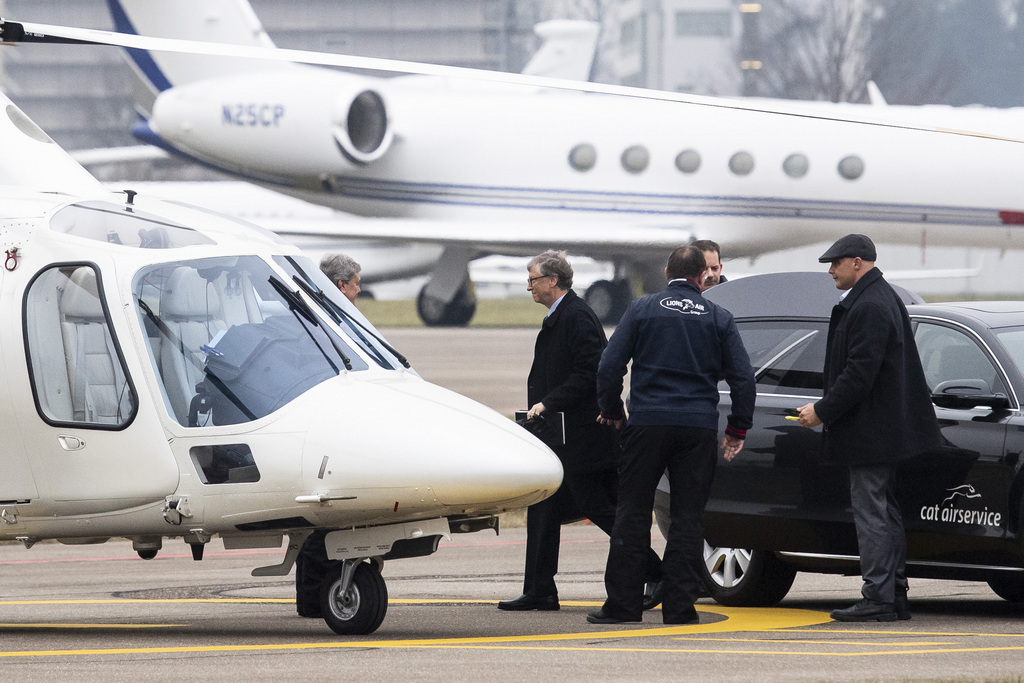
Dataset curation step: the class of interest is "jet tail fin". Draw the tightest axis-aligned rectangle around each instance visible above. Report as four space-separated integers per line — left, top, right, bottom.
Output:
520 20 599 81
108 0 281 115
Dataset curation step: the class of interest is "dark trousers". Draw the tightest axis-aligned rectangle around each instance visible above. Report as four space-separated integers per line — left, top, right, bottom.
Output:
849 464 907 604
602 425 717 623
295 530 332 611
523 466 662 597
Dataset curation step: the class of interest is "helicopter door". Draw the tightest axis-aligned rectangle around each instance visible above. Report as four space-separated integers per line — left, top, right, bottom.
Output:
21 264 177 506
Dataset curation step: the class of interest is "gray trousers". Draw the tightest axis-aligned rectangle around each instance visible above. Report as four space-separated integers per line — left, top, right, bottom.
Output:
849 464 908 604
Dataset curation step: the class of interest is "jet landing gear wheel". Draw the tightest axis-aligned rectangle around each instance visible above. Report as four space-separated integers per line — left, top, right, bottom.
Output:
320 560 389 635
416 283 476 327
584 280 631 324
702 542 796 607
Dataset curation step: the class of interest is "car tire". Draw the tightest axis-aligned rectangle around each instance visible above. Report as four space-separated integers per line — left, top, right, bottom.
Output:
702 542 797 607
987 574 1024 602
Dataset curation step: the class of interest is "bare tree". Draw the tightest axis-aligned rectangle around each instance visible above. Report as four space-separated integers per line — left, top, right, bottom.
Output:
748 0 875 102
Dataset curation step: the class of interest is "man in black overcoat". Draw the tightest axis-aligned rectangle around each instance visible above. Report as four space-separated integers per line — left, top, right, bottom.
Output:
498 250 662 611
798 234 940 622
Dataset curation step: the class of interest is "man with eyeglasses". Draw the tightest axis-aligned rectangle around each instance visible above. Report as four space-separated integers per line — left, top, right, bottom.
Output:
498 250 662 612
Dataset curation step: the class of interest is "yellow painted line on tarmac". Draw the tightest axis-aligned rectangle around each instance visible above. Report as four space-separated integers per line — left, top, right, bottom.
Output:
674 637 958 647
2 599 1021 659
0 604 832 658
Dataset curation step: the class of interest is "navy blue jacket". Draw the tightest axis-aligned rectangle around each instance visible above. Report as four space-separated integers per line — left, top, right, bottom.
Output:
596 280 755 434
814 267 941 465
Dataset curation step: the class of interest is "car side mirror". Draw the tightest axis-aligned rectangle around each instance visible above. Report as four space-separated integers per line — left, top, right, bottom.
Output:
932 379 1009 410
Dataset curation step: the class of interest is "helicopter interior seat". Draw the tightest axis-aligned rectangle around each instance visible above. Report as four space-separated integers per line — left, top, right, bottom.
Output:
159 267 227 425
60 267 130 424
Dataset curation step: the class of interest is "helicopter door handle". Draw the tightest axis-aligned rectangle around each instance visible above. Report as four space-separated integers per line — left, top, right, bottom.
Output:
57 435 86 451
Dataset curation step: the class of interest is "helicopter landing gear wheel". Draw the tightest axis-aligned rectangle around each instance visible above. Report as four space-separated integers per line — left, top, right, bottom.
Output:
320 559 389 635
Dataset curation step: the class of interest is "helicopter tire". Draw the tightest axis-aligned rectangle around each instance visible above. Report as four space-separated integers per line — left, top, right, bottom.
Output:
319 560 389 635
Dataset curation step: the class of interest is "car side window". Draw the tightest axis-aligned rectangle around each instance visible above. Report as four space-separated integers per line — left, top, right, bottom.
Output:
735 321 826 396
914 322 1006 396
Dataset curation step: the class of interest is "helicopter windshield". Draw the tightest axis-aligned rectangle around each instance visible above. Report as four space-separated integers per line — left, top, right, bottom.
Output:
133 256 368 427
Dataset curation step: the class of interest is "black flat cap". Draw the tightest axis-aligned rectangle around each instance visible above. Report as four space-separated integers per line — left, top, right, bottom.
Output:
818 233 876 263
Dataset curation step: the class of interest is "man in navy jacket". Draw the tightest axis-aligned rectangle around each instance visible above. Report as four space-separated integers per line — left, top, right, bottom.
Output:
798 234 940 622
589 245 755 624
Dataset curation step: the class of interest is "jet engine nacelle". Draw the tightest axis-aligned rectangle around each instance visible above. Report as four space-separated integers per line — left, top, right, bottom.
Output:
148 67 392 178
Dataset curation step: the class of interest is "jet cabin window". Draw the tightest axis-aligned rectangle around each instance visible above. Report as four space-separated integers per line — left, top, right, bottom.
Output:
24 265 137 428
133 256 367 428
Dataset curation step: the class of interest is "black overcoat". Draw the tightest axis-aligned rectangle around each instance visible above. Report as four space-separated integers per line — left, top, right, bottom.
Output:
528 289 618 473
814 268 941 466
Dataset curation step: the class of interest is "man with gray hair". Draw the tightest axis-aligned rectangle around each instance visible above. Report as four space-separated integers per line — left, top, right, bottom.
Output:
319 253 362 303
499 250 662 612
295 252 363 617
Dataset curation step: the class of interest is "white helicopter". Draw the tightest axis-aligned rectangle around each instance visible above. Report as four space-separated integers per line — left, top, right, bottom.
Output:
0 88 562 635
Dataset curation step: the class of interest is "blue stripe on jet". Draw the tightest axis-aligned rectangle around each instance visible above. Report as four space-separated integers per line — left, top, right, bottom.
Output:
322 177 1010 227
106 0 172 93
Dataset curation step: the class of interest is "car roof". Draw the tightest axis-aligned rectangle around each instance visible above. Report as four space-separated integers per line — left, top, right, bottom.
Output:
704 271 924 320
909 301 1024 329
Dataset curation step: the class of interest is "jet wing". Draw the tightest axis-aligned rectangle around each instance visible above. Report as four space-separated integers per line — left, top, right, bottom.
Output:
257 215 694 262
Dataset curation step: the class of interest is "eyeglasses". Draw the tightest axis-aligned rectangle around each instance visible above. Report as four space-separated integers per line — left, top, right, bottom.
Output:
527 275 551 286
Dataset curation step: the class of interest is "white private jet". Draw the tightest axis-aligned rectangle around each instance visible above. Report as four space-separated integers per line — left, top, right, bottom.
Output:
7 0 1024 327
0 86 562 635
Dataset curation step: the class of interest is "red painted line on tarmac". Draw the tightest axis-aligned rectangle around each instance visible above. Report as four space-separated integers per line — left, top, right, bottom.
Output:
0 549 281 565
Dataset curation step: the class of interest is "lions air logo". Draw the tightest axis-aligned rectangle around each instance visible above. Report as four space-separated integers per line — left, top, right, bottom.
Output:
660 297 707 315
920 484 1002 528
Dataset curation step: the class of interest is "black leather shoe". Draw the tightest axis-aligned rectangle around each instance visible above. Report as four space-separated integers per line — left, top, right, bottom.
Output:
497 593 559 611
830 599 897 622
642 580 664 610
663 608 700 625
586 608 640 624
895 589 911 621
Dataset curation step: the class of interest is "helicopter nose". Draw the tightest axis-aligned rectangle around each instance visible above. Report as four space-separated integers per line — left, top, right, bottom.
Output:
304 375 563 512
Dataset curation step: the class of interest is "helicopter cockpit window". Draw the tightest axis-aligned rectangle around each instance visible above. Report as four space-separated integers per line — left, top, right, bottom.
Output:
24 264 137 428
50 201 215 249
274 255 410 372
133 256 368 427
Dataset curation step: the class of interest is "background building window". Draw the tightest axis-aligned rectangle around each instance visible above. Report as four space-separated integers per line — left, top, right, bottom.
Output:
675 11 732 38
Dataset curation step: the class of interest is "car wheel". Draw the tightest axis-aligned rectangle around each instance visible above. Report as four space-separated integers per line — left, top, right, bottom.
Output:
987 574 1024 602
702 542 797 607
320 561 389 635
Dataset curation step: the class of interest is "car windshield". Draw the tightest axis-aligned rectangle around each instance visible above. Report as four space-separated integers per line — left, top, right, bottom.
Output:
133 256 367 427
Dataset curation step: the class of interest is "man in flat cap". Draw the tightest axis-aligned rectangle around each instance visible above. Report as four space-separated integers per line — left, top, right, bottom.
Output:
797 234 939 622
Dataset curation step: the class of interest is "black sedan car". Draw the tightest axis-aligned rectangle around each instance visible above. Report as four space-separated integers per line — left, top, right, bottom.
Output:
654 272 1024 606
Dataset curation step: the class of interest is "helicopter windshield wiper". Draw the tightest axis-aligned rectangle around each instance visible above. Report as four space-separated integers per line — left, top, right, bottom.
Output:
267 275 352 371
291 275 411 369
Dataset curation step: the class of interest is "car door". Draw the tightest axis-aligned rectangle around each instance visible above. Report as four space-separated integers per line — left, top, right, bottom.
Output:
902 318 1013 566
706 318 856 554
